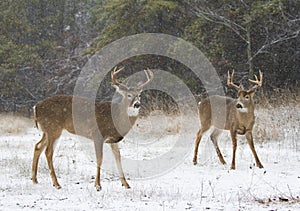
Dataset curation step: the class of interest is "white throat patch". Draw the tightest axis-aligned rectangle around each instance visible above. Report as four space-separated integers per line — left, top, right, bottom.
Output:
237 108 248 113
127 107 140 117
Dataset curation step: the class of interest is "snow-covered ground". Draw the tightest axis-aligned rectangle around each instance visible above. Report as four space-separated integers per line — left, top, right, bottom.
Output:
0 109 299 210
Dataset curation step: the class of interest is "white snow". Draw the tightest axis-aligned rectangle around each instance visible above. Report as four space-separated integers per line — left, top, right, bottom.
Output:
0 109 299 210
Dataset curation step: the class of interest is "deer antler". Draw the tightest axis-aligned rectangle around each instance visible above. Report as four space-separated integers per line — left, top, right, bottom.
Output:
111 66 129 90
137 69 154 89
248 70 263 92
227 70 241 91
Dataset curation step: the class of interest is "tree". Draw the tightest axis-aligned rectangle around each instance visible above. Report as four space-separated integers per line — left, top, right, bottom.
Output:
186 0 300 87
0 0 83 113
87 0 192 53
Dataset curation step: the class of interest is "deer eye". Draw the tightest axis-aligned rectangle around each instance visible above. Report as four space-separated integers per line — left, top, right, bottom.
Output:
127 94 132 98
245 95 250 100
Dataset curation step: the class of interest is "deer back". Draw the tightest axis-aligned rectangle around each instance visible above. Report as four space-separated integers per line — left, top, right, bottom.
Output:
199 95 236 130
35 95 75 133
34 95 138 143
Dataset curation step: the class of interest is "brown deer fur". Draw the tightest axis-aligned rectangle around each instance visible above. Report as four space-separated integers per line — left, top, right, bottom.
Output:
193 71 264 169
31 67 153 191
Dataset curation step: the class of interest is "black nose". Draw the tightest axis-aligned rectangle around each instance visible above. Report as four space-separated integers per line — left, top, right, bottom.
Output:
134 102 140 109
236 103 243 109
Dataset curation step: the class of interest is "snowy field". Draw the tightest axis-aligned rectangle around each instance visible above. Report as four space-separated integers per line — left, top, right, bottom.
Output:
0 107 299 210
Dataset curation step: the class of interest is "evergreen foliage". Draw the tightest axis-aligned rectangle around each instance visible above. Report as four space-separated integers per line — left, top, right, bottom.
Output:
0 0 299 113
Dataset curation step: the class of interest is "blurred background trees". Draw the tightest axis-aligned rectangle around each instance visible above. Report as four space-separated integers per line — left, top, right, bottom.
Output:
0 0 299 114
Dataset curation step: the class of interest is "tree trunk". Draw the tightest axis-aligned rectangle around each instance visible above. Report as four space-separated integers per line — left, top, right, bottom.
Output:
246 21 254 79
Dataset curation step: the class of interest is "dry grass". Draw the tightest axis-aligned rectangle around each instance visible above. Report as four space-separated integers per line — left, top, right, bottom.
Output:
253 89 300 143
1 89 298 142
253 105 300 143
0 113 33 134
257 88 300 108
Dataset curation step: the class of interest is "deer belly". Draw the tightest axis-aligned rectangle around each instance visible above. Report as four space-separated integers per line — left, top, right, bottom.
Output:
104 136 123 143
212 119 229 130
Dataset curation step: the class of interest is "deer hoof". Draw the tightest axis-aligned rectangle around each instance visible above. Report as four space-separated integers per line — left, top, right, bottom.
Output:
257 164 264 169
32 178 38 184
122 184 131 189
124 185 131 189
95 185 102 191
53 184 62 189
221 160 227 165
120 177 130 189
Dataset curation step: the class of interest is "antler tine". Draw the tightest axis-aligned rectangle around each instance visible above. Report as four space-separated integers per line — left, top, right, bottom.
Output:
137 69 154 89
113 66 124 74
248 70 263 92
227 69 240 91
111 66 129 90
249 70 263 86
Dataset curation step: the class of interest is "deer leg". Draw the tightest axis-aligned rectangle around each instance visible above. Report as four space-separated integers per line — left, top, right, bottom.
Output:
93 138 104 191
193 126 210 165
210 129 226 165
245 131 263 168
230 130 237 170
44 132 61 189
110 143 130 189
32 133 47 184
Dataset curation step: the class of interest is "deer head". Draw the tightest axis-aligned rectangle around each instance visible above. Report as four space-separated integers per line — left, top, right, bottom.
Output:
227 70 263 113
111 66 154 117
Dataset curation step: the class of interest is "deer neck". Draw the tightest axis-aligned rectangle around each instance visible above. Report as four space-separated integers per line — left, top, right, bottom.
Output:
235 102 255 129
111 97 138 137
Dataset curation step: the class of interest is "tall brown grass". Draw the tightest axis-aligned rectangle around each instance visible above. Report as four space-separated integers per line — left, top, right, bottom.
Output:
253 89 300 142
0 113 33 134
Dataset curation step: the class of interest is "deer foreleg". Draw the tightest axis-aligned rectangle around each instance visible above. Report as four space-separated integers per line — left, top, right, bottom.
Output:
230 130 237 169
110 143 130 189
245 131 263 168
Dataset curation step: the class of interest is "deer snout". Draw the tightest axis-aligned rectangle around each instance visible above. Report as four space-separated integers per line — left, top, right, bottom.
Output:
134 101 141 109
236 103 243 109
236 102 248 113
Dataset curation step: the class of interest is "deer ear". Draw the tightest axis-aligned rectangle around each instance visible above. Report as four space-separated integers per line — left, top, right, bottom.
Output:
247 87 257 95
113 84 119 91
113 84 123 94
113 85 126 97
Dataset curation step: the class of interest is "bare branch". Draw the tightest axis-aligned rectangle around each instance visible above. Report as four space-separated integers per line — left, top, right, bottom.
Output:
192 6 248 43
251 29 300 60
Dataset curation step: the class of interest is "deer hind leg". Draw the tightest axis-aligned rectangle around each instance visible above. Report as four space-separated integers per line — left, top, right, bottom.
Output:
44 131 62 189
193 125 210 165
210 129 226 165
230 130 237 169
93 138 104 191
245 131 263 168
110 143 130 189
32 133 47 184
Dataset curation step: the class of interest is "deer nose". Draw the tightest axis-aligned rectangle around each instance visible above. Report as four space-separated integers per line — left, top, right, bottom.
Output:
236 103 243 109
134 101 140 109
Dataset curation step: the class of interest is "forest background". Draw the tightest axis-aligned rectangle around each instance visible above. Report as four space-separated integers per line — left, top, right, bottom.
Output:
0 0 299 115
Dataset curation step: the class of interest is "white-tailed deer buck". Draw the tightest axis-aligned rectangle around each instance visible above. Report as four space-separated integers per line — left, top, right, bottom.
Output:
193 70 264 169
32 67 154 191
